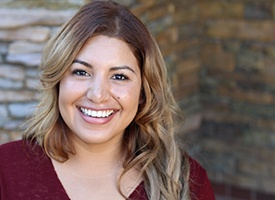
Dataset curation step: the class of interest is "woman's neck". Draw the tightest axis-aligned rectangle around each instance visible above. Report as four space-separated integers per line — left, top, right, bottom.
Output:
62 135 125 179
51 135 143 199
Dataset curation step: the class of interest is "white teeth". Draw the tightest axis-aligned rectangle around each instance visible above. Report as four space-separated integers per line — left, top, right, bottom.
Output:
91 110 97 116
98 111 103 117
80 107 114 118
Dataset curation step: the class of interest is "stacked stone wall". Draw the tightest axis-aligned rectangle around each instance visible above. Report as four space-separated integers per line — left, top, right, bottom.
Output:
195 0 275 198
0 1 81 142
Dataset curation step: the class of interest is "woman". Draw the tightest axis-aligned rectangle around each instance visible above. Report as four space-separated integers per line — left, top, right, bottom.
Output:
0 1 215 199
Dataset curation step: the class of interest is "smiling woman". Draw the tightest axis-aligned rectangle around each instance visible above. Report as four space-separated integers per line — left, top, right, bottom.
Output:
59 35 141 148
0 1 215 200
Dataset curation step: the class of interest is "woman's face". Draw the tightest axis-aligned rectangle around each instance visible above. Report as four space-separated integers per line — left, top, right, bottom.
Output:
59 35 142 149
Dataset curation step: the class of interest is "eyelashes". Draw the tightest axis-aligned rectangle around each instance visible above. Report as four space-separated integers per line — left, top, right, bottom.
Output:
72 69 129 81
72 69 90 77
112 74 129 80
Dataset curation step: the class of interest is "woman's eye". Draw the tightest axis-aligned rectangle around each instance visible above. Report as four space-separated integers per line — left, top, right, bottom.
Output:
112 74 128 80
72 69 90 77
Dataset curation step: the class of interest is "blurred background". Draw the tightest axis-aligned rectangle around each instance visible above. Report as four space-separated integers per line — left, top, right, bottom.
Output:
0 0 275 199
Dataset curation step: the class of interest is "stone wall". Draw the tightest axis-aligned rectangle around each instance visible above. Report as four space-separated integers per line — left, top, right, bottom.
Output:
1 0 275 199
195 0 275 199
0 0 82 142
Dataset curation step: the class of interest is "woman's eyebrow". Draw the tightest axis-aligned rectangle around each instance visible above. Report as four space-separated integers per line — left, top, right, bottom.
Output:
72 59 93 68
73 59 136 74
110 66 136 74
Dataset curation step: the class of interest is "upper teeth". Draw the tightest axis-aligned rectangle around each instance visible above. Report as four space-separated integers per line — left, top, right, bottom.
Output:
80 107 114 118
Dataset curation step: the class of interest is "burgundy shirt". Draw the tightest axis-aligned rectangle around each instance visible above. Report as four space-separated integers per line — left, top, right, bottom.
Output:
0 140 215 199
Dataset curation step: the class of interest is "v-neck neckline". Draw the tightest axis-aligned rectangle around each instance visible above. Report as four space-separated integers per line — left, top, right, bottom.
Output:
48 158 145 199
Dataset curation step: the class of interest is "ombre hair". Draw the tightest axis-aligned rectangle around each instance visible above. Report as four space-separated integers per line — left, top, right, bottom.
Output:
24 1 190 199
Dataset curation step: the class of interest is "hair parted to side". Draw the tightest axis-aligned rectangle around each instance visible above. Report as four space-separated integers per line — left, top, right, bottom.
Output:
23 1 190 199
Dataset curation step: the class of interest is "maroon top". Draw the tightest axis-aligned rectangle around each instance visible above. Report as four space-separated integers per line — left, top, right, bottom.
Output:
0 140 215 199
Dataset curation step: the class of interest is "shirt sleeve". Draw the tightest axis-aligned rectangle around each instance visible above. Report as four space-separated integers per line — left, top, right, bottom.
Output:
188 157 216 200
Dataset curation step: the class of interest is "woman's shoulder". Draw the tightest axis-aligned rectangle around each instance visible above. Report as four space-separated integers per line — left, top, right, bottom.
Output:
188 155 208 180
0 139 26 159
0 139 24 150
0 140 69 199
1 139 35 154
187 155 216 200
0 139 47 168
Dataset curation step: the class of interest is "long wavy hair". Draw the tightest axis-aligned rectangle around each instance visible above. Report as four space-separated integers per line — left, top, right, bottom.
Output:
24 1 190 199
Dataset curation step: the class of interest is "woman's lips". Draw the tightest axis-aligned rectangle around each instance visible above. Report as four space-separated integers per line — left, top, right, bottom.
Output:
79 107 115 118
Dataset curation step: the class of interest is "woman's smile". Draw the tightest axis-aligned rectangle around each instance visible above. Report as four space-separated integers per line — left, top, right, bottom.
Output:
79 107 115 118
77 106 118 126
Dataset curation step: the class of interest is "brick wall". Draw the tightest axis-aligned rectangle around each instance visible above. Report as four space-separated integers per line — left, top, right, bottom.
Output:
1 0 275 199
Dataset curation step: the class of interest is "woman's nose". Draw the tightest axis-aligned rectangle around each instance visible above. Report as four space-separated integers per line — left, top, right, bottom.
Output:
86 76 110 104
